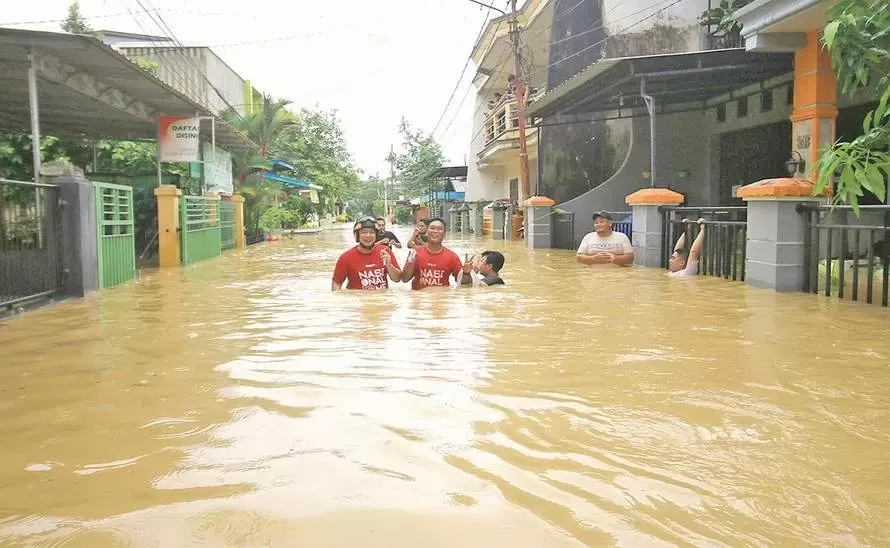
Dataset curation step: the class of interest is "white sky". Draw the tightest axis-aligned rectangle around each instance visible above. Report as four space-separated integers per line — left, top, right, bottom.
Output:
1 0 495 177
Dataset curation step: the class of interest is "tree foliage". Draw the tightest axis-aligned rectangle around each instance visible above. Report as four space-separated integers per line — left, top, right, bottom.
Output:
390 118 445 198
816 0 890 213
61 2 92 34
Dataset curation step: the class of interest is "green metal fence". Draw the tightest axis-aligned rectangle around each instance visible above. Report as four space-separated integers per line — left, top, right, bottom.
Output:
94 181 137 289
219 201 236 251
180 196 221 264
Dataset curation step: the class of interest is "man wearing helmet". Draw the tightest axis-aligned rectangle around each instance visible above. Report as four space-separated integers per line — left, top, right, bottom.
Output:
332 217 402 291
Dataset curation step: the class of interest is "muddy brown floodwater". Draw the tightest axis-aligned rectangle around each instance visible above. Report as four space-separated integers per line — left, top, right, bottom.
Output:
2 225 890 547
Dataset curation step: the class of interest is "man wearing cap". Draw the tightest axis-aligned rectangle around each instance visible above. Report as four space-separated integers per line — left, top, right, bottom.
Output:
576 210 634 267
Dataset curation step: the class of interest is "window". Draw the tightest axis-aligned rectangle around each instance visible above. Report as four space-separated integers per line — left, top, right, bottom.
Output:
717 104 726 123
761 90 773 112
787 85 794 106
737 96 748 118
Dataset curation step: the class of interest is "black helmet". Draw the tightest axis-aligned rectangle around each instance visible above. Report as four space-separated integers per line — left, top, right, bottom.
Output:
353 216 377 242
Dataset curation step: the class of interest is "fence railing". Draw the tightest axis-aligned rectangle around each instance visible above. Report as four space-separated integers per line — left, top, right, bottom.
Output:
1 178 63 310
610 211 633 242
219 201 236 251
94 181 136 289
180 195 221 264
552 210 575 250
246 231 265 246
661 206 748 281
800 204 890 307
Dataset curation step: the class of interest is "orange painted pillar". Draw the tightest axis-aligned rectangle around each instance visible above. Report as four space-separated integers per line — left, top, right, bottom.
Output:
790 30 838 179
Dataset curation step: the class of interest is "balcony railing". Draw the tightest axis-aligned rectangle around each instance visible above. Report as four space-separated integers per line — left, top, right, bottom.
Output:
481 91 544 147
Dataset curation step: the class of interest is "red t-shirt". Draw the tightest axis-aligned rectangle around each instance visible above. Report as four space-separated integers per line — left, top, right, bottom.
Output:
333 244 400 290
411 246 462 290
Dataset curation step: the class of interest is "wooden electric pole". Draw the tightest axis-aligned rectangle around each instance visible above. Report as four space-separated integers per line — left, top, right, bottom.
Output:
508 0 532 205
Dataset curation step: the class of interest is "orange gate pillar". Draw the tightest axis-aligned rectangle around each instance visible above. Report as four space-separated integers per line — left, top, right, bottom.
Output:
790 30 838 179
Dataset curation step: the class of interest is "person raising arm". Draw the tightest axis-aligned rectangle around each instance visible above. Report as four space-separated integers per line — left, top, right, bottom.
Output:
668 218 705 278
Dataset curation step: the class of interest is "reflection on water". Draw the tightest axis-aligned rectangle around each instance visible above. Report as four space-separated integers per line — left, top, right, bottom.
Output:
2 226 890 546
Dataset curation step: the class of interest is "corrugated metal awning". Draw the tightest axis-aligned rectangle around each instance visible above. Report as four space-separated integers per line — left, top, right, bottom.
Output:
0 28 257 153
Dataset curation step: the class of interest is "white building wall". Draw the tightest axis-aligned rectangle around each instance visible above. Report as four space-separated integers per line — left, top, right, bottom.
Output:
204 51 247 116
466 89 502 201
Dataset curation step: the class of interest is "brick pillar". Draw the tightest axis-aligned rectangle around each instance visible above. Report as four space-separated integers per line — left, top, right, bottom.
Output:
525 196 555 248
460 204 470 234
738 177 829 291
471 203 484 235
791 30 838 178
625 187 685 267
154 185 181 267
492 205 507 240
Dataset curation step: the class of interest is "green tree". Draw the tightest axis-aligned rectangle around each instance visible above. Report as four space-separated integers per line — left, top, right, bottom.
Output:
270 107 360 207
816 0 890 212
390 118 445 198
61 2 92 34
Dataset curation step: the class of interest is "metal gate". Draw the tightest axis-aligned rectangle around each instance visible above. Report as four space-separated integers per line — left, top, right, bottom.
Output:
552 210 576 250
1 178 63 309
219 201 236 251
180 196 221 264
95 181 137 289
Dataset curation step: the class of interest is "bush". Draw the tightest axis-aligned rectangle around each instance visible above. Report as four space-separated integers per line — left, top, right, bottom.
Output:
335 213 350 223
395 206 412 225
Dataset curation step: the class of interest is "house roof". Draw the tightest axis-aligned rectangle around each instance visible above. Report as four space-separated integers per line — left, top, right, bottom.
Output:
524 48 794 119
0 28 256 152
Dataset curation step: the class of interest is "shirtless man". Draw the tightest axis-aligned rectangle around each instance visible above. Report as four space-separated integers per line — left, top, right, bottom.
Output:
401 218 472 289
576 211 634 267
406 218 429 249
668 218 705 278
331 216 401 290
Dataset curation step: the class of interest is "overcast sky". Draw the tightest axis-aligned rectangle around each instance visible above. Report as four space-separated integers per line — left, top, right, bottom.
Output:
1 0 497 177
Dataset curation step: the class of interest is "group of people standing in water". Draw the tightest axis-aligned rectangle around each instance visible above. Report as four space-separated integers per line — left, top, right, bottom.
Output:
332 216 505 291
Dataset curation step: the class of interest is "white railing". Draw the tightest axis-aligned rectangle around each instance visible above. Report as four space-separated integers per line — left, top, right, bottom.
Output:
481 90 545 146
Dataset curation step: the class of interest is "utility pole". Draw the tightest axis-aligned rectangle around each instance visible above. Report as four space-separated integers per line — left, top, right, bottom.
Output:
508 0 532 206
385 144 394 219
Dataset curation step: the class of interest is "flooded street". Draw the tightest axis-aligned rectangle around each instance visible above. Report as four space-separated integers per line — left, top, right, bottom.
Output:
2 225 890 547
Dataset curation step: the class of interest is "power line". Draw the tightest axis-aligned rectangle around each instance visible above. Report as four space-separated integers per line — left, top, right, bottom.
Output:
430 7 495 138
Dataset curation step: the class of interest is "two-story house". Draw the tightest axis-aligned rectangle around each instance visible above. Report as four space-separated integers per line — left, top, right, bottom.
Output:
465 0 553 206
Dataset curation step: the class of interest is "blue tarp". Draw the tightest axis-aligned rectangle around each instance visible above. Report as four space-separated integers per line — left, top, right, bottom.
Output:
430 191 465 200
261 171 309 188
269 159 295 171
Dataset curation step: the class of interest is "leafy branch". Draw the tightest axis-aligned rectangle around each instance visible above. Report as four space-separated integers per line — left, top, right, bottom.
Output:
815 0 890 214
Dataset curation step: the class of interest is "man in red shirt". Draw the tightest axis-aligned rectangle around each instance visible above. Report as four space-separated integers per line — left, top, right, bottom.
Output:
332 217 402 290
400 217 472 289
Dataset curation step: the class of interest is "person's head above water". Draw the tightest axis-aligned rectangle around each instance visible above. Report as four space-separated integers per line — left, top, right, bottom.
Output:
425 218 446 246
592 210 614 236
668 247 690 272
353 216 378 250
479 250 504 275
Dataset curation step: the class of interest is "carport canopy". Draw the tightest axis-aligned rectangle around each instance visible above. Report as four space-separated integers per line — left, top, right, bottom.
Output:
0 27 257 176
524 48 794 120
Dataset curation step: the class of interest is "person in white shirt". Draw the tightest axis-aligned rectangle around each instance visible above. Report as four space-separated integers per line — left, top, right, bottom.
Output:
668 218 705 278
576 211 634 267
